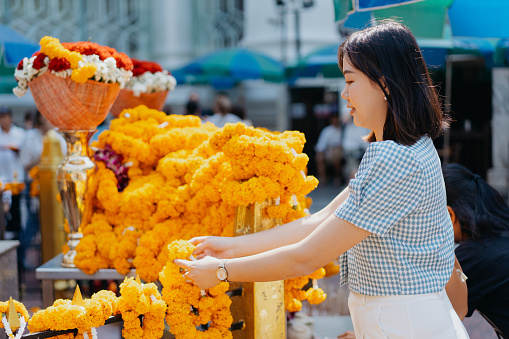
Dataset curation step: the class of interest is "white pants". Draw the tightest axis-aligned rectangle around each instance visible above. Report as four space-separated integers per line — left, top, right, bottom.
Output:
348 289 469 339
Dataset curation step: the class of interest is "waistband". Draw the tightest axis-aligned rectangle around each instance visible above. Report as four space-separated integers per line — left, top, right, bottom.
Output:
349 289 446 305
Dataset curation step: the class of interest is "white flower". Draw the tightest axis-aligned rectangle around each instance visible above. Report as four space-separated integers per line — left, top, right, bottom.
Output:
104 57 116 68
124 70 177 94
13 86 26 97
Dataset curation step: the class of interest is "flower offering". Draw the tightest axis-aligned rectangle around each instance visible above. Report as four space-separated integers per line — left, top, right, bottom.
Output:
13 37 133 97
160 240 232 338
13 36 133 130
110 58 176 117
127 58 176 96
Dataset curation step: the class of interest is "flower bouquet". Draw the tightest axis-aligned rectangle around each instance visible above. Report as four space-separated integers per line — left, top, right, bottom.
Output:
109 58 176 117
13 36 134 268
14 36 133 130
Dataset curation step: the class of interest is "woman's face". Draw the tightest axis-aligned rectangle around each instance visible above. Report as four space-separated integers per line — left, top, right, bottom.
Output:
340 56 388 141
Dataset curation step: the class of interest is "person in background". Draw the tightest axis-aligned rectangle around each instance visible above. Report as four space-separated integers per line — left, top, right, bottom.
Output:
0 106 26 182
0 106 26 237
19 110 66 172
205 92 242 127
443 163 509 338
232 104 253 126
314 114 343 186
340 108 369 181
185 101 201 117
185 92 202 119
24 111 34 130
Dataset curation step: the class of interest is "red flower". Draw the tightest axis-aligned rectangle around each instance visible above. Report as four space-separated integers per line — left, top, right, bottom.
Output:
114 52 134 71
48 57 71 72
17 60 24 70
131 58 164 76
62 41 133 71
32 53 48 70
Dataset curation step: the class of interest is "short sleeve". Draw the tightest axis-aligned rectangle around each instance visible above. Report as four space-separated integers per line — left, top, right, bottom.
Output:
334 141 423 236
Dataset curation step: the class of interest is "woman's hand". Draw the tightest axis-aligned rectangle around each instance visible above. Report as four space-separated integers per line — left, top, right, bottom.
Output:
337 330 356 338
189 236 237 259
173 256 222 290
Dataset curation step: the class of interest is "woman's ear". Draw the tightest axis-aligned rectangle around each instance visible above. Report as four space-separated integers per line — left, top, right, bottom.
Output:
448 205 463 243
380 76 390 96
447 206 456 223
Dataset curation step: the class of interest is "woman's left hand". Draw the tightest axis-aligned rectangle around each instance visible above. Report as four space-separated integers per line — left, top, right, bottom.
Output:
174 256 222 290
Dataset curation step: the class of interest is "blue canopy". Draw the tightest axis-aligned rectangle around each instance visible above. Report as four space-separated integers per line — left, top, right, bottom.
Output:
172 48 284 89
449 0 509 39
0 24 39 66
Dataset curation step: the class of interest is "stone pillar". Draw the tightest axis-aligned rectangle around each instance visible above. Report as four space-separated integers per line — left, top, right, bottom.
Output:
39 130 66 263
487 68 509 199
151 0 194 70
0 241 20 301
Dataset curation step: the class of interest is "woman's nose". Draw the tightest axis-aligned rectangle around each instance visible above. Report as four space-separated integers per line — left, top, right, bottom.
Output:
341 87 349 100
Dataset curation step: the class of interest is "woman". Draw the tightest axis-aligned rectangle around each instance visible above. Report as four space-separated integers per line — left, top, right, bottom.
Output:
444 163 509 338
175 21 468 338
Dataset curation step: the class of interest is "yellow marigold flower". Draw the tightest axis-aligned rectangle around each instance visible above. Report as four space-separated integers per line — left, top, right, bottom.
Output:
71 62 98 83
309 267 326 280
286 298 302 313
39 36 83 69
306 287 327 305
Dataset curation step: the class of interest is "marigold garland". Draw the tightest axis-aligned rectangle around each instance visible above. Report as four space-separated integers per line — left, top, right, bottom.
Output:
27 290 117 339
72 105 325 312
160 240 233 338
117 277 166 339
0 299 30 328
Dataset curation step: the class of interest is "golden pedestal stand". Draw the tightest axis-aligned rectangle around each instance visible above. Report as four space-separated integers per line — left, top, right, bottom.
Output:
39 130 66 263
231 200 286 339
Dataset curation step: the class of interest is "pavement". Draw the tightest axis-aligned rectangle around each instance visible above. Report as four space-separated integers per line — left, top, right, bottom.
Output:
13 183 498 339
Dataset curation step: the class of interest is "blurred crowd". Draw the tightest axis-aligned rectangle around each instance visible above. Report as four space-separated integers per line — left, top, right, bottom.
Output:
183 91 252 127
0 106 65 271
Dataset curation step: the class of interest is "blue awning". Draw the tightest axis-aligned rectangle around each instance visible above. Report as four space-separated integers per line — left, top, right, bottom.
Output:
0 24 39 66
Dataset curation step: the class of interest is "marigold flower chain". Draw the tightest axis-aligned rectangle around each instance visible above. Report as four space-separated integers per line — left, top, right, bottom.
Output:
160 240 233 338
27 290 118 339
117 277 166 339
0 300 29 329
73 105 324 312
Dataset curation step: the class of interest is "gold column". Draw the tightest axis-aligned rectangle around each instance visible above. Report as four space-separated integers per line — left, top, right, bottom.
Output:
231 200 286 339
38 130 66 263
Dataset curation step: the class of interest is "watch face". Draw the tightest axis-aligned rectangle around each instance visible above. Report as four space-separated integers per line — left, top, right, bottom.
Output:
217 268 227 281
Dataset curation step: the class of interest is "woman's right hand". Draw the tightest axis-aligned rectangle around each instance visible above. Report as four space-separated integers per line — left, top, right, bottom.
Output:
189 236 237 259
337 331 356 339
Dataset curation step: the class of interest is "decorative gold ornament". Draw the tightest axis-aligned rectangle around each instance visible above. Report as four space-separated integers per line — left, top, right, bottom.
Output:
58 130 96 267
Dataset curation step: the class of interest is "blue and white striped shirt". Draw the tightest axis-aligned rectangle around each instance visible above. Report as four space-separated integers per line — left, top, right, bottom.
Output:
334 136 454 296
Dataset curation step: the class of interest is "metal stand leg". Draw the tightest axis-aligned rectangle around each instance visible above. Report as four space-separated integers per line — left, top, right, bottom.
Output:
41 280 54 308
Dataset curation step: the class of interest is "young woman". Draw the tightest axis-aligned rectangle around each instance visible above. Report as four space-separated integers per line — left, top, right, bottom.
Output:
175 21 469 338
444 163 509 338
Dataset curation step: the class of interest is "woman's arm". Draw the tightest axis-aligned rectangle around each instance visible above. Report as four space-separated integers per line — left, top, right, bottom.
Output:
177 213 370 289
193 186 350 259
445 256 468 320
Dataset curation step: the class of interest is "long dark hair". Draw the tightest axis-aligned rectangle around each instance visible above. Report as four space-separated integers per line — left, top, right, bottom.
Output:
337 20 448 145
443 163 509 240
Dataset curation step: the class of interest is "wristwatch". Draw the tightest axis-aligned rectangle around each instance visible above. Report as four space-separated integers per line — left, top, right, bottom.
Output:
216 259 229 282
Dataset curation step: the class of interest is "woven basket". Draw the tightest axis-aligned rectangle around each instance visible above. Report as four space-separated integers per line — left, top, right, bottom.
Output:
110 89 169 117
28 72 120 130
